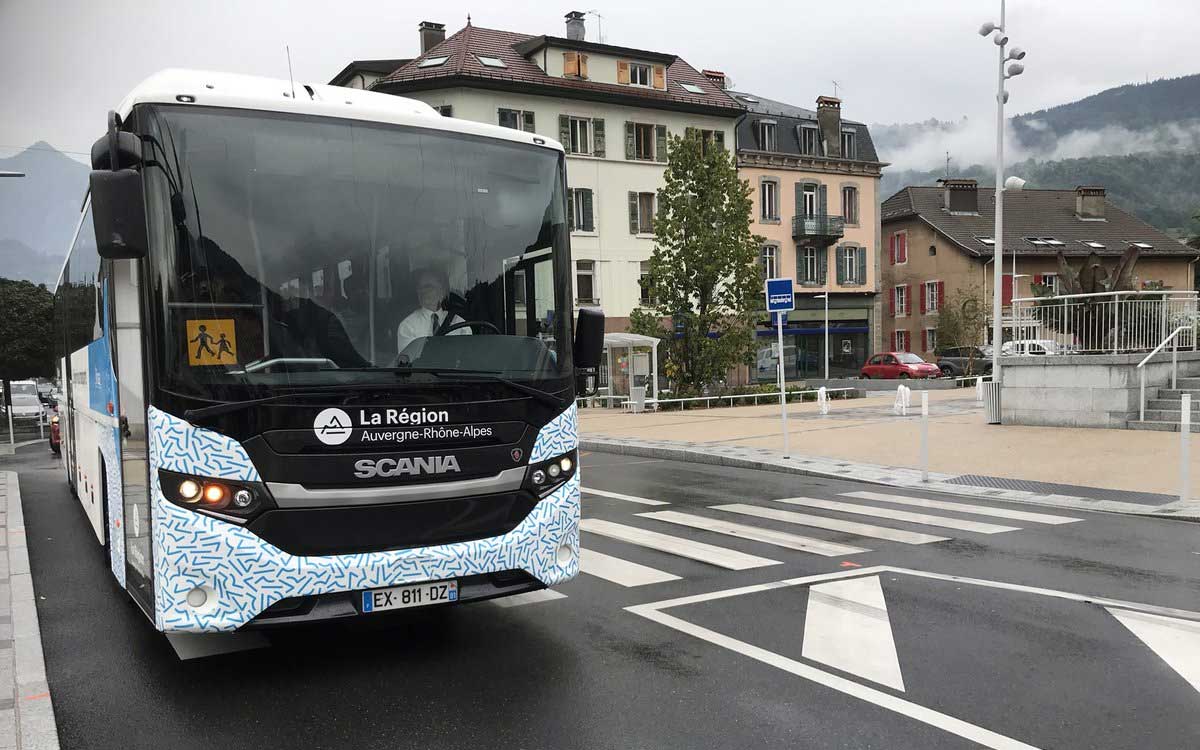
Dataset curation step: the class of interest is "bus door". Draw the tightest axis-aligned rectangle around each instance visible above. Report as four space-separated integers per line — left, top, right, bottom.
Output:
111 257 154 614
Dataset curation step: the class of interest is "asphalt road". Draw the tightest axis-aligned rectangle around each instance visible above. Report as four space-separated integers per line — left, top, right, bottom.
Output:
6 443 1200 749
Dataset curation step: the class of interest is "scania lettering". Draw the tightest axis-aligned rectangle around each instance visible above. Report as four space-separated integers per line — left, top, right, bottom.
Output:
53 70 604 633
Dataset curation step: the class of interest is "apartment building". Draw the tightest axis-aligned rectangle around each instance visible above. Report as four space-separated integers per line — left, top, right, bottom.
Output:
729 89 885 379
332 13 742 332
880 180 1196 358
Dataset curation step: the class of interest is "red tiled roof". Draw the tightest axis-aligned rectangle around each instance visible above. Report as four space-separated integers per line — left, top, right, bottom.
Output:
373 24 742 115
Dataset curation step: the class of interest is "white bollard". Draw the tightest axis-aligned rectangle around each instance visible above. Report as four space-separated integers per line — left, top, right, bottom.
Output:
975 377 984 402
1182 393 1191 505
920 391 929 482
817 386 830 415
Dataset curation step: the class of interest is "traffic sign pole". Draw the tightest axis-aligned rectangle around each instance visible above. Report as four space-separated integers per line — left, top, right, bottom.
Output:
777 312 789 458
764 278 796 460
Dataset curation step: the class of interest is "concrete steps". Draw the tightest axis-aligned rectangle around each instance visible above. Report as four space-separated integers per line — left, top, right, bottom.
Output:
1126 419 1200 433
1149 388 1200 399
1175 377 1200 389
1146 398 1200 411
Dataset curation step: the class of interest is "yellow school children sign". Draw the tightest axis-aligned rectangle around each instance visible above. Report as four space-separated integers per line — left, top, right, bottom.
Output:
186 319 237 366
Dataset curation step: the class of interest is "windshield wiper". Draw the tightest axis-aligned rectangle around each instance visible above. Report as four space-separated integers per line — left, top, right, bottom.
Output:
415 368 568 409
181 383 411 422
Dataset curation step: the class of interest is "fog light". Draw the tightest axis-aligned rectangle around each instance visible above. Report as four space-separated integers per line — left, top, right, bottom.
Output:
547 463 561 478
556 543 574 567
203 483 227 504
233 489 253 508
186 587 207 608
178 480 202 502
532 470 546 485
560 457 572 473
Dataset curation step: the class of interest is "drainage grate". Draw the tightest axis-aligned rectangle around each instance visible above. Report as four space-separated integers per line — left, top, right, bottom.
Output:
945 474 1176 506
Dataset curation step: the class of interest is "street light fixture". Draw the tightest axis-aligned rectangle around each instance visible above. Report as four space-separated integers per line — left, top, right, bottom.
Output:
814 293 829 381
0 171 25 177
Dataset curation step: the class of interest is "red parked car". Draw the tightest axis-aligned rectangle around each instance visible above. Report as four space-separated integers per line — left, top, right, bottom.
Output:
861 352 942 379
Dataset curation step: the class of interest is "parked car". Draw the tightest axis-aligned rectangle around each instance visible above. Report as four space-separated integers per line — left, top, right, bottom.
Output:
936 346 994 377
861 352 942 379
5 381 44 420
1000 339 1063 356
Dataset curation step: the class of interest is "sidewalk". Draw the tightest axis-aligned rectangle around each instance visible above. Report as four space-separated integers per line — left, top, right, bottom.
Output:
0 472 59 750
579 390 1200 519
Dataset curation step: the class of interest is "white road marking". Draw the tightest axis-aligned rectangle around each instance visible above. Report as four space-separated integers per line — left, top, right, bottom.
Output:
802 575 905 691
580 548 681 587
491 589 568 608
166 631 270 661
637 510 869 557
1107 608 1200 694
713 503 950 545
580 518 781 570
582 488 669 506
842 491 1082 525
771 497 1020 534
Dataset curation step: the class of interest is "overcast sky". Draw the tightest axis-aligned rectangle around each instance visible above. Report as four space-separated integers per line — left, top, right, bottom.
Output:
2 0 1197 161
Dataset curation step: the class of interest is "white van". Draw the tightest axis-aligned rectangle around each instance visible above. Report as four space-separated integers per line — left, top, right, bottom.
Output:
1000 339 1063 356
6 381 45 420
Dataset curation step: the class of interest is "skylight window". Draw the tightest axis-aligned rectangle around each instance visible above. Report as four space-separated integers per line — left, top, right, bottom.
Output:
977 237 995 246
477 55 506 68
1024 237 1063 247
738 95 759 103
418 56 449 68
1130 242 1154 249
679 82 705 94
1082 241 1105 249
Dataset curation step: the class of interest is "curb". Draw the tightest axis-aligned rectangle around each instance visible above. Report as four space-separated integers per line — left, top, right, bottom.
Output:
580 436 1200 522
2 472 60 750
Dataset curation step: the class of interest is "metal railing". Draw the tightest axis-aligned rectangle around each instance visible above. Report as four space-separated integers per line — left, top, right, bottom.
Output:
791 213 845 240
1138 324 1191 421
1008 290 1199 355
577 386 859 411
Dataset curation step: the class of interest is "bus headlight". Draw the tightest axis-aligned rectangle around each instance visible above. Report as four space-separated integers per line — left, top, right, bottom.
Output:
525 450 577 497
158 468 274 522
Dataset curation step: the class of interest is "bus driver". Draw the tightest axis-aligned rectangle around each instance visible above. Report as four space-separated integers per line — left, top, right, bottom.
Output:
396 267 471 355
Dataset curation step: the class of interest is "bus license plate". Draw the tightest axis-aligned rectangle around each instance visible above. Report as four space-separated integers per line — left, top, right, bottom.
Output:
361 581 458 613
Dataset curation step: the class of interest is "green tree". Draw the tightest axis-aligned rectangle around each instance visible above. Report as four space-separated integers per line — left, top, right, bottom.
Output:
0 278 55 382
934 285 989 372
629 131 763 394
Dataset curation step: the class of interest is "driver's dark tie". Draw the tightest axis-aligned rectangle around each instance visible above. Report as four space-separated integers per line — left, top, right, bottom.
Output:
430 312 439 335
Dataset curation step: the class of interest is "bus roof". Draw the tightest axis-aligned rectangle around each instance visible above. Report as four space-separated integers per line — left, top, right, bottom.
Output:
115 69 564 153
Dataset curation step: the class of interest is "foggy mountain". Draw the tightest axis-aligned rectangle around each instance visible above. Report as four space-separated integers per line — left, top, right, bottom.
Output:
0 143 89 287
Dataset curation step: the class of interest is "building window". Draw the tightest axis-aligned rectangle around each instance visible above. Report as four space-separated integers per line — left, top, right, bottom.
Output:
924 328 937 354
756 121 777 151
418 56 449 68
895 329 910 352
477 55 507 68
800 247 820 284
760 180 779 221
760 245 778 279
802 184 818 217
639 261 654 304
838 246 864 285
435 105 453 117
891 231 908 264
841 130 857 159
512 269 527 304
694 128 725 155
800 125 820 155
924 281 940 313
569 188 595 233
842 185 858 224
576 260 597 304
629 191 656 235
629 63 652 86
634 123 655 160
569 117 592 155
894 285 908 317
498 108 535 132
1041 273 1060 295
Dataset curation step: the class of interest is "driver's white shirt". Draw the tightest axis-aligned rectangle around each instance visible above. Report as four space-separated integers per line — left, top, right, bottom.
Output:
396 307 470 355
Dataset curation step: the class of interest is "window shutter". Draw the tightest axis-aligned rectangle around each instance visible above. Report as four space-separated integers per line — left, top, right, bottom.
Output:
920 283 927 314
563 52 579 76
817 247 828 284
652 65 666 90
523 111 535 132
753 120 762 149
905 284 912 315
891 331 897 351
818 184 828 216
628 192 639 234
922 329 928 353
655 125 668 162
579 54 589 79
938 281 945 309
836 247 846 285
889 287 896 316
617 61 630 84
582 190 594 232
559 115 571 148
567 189 576 232
899 233 908 263
592 119 605 158
795 182 804 216
1033 274 1043 284
856 247 867 285
624 121 635 160
889 234 896 265
714 130 725 150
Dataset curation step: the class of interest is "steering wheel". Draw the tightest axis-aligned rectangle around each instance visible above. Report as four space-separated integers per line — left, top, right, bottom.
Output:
441 320 500 335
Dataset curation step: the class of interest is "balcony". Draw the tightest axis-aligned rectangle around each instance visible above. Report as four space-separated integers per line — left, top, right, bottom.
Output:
792 214 845 242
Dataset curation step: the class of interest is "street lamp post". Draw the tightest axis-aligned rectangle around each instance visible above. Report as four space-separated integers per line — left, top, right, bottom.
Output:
815 293 829 380
979 1 1026 384
1 171 24 444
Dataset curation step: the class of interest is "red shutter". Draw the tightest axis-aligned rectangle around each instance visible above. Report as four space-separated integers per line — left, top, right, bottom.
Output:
1001 274 1013 306
898 233 908 263
905 284 913 315
1033 274 1043 284
889 234 896 265
922 329 928 352
938 281 945 309
890 331 897 351
919 283 927 314
889 287 896 316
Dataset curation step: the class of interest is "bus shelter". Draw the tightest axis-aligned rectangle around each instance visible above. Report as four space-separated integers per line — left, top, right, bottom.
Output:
602 332 660 406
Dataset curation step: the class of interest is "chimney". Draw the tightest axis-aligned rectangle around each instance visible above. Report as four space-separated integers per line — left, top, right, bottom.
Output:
565 11 586 41
816 96 842 157
702 69 726 89
939 178 979 214
1075 186 1106 220
419 21 446 54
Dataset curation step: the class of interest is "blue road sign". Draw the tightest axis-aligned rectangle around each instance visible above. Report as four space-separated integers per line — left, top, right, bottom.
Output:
765 277 795 314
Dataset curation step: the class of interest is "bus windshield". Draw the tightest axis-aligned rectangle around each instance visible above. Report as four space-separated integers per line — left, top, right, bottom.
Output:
140 105 572 400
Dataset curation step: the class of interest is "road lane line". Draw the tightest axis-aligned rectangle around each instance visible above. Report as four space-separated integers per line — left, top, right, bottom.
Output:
580 548 681 587
1107 608 1200 695
637 510 869 557
582 488 669 506
580 518 781 570
771 497 1020 534
713 504 949 545
491 589 567 608
802 575 905 691
841 491 1082 525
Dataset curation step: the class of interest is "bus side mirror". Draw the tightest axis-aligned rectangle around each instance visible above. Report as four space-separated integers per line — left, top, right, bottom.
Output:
574 307 605 395
89 169 148 260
